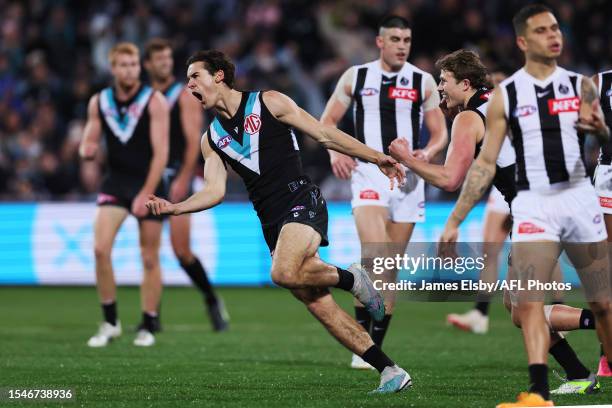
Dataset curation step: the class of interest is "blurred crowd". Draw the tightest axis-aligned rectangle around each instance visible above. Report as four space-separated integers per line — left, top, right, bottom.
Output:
0 0 610 201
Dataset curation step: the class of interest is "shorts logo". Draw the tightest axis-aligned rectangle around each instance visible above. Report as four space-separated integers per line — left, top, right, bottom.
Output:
309 211 316 219
97 193 118 205
388 87 418 101
359 189 380 200
244 113 261 135
593 214 602 224
513 105 537 117
600 197 612 208
217 135 233 149
360 88 379 96
293 212 299 218
517 222 545 234
290 205 305 211
548 97 580 115
418 201 425 208
558 84 569 94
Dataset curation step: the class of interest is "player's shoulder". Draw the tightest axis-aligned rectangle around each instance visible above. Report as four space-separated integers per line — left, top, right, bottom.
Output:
498 70 522 89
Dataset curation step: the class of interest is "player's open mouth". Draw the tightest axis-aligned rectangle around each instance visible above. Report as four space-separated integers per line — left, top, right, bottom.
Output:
192 91 203 101
549 43 561 51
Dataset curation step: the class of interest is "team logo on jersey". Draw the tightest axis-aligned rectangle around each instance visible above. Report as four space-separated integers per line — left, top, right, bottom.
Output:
593 214 602 224
216 135 233 149
360 88 379 96
244 113 261 135
558 84 570 95
400 77 409 86
517 222 545 234
359 189 380 200
388 87 418 101
548 97 580 115
513 105 537 117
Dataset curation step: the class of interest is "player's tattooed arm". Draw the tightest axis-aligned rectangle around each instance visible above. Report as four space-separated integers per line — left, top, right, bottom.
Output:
450 161 495 225
578 75 610 144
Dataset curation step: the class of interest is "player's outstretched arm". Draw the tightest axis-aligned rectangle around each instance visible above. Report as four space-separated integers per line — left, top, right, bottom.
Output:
263 90 404 186
440 88 507 243
577 75 610 145
320 67 356 180
146 133 227 216
79 94 102 160
389 110 481 191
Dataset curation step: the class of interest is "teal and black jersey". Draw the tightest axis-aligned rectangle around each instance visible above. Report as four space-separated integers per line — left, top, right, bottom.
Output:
161 81 185 169
98 84 154 179
207 91 309 225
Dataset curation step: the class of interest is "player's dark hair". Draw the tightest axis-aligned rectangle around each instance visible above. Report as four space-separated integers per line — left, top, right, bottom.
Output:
512 4 554 36
144 38 171 61
378 15 411 32
186 50 235 87
435 49 492 89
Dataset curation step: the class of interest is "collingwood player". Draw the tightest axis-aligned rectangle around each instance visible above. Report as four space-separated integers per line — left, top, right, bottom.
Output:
392 49 599 396
321 15 447 369
144 39 228 331
593 68 612 377
437 5 612 407
146 50 413 393
80 43 169 347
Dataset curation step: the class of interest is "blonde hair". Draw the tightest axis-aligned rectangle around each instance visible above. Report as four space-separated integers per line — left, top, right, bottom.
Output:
108 42 140 65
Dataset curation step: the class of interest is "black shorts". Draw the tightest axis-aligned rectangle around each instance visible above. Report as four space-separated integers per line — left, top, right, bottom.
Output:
97 173 166 222
261 184 329 254
163 165 194 197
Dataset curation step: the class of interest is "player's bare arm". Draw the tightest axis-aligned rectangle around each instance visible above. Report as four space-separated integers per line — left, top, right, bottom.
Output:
132 91 169 217
321 67 357 180
79 94 102 160
147 133 227 216
170 89 203 202
264 90 404 186
389 110 481 191
577 75 610 144
440 88 508 243
417 79 448 161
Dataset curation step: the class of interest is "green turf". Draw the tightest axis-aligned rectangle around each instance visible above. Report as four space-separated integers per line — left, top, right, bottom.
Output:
0 287 610 407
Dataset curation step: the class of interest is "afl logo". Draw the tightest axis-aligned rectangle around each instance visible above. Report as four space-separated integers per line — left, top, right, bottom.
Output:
359 88 379 96
513 105 537 117
244 113 261 135
217 135 232 149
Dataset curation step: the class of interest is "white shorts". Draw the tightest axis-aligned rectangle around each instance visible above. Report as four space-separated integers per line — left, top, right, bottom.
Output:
485 186 511 215
594 164 612 215
350 161 425 223
511 179 607 243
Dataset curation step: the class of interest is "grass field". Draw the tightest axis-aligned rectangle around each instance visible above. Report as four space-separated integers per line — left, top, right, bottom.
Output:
1 287 611 407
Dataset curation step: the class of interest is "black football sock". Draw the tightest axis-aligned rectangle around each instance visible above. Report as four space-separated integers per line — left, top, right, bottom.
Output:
475 301 490 316
528 364 549 400
141 312 161 333
579 309 596 329
361 345 395 373
180 257 218 305
371 314 393 347
355 306 371 332
549 338 590 380
334 267 354 291
102 301 117 326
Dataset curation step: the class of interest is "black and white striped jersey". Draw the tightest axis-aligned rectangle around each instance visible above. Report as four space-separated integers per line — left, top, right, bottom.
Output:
466 88 517 204
351 60 436 156
500 66 587 192
597 70 612 165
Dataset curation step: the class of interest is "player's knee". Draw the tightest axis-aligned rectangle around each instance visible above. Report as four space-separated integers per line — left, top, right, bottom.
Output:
510 307 522 328
140 249 159 272
174 248 194 265
93 243 112 261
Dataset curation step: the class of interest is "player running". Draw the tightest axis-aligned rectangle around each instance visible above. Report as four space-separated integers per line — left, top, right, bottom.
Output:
146 50 411 394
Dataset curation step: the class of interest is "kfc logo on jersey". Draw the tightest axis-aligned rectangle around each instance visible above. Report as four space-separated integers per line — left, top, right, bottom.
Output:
600 197 612 209
359 189 380 200
244 113 261 134
480 91 491 100
517 222 545 234
360 88 379 96
217 135 233 149
388 87 418 101
548 97 580 115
